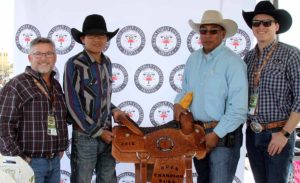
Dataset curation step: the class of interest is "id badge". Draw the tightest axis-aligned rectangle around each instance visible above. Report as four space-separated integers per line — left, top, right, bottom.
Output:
47 115 57 136
248 92 258 115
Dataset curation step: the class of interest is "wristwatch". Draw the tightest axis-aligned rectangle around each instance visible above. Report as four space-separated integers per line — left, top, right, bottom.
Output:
280 129 291 138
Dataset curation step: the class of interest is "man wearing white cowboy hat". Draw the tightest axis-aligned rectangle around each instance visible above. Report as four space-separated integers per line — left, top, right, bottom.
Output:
243 1 300 182
174 10 248 183
64 14 126 183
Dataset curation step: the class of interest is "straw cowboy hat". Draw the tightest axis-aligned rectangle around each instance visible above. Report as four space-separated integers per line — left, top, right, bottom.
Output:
242 1 292 34
188 10 237 38
71 14 119 44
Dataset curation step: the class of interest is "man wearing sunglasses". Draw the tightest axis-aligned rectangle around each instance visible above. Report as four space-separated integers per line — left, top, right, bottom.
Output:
243 1 300 182
174 10 248 183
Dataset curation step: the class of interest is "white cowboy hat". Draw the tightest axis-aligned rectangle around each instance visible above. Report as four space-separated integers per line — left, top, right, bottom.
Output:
189 10 237 38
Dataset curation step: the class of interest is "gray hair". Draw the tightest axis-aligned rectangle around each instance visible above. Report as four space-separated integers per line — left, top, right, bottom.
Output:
29 37 56 53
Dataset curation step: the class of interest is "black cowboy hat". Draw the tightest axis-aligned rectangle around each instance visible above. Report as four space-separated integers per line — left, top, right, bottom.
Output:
71 14 119 44
242 1 292 34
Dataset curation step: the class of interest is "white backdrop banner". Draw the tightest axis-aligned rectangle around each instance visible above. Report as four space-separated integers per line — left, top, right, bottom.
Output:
14 0 255 182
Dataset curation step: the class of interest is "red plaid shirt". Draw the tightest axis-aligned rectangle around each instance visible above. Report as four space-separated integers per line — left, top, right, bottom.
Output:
0 66 68 158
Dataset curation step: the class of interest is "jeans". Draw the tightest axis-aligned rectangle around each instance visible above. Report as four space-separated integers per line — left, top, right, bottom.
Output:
29 156 60 183
246 127 295 183
194 126 243 183
70 130 117 183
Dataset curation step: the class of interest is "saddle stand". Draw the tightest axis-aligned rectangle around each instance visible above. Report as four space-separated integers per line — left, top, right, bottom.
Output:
112 112 206 183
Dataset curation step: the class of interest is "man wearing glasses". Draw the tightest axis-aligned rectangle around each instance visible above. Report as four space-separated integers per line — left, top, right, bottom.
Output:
174 10 248 183
243 1 300 182
0 37 68 183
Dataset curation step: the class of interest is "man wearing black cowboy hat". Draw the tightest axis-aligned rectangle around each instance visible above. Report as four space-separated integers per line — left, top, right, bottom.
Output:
243 1 300 182
64 14 126 183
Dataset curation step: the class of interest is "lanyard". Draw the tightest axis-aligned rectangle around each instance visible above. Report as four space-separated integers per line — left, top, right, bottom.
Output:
26 72 56 113
253 43 277 88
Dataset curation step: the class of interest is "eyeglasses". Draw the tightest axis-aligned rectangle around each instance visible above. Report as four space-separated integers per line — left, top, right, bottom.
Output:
199 29 222 35
31 52 55 58
252 19 276 27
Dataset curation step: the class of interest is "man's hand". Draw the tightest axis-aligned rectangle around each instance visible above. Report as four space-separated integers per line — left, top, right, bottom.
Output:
100 129 115 144
112 109 127 124
267 132 288 156
201 131 220 153
173 103 188 121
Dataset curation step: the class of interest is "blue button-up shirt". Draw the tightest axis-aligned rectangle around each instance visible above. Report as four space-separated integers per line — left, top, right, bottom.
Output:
175 44 248 138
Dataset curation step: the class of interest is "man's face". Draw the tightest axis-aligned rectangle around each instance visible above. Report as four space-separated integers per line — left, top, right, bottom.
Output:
81 34 108 55
252 14 279 44
28 43 56 76
199 24 225 53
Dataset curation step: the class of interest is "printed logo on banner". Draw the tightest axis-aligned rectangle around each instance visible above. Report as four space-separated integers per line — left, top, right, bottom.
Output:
116 25 146 56
187 30 202 53
53 66 60 81
117 172 135 183
134 64 164 93
60 170 71 183
225 29 251 57
15 24 41 54
47 25 75 55
169 64 185 93
152 26 181 56
184 172 198 183
112 63 128 93
118 101 144 125
233 176 242 183
65 138 72 159
150 101 174 126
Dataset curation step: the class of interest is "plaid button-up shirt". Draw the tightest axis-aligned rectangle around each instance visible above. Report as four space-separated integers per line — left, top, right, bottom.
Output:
244 41 300 123
0 66 68 158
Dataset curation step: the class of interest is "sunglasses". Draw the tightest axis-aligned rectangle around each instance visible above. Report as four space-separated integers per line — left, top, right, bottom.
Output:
252 19 276 27
199 29 222 35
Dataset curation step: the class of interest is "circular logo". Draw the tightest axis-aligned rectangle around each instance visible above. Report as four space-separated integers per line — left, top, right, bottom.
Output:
225 29 251 57
15 24 41 54
187 30 202 53
118 101 144 125
152 26 181 56
134 64 164 93
47 25 75 55
60 170 71 183
117 172 135 183
169 64 185 93
116 25 145 56
149 101 174 126
112 63 128 93
65 138 72 159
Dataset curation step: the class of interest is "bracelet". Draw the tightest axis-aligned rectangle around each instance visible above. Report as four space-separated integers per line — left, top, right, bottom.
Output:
280 129 291 138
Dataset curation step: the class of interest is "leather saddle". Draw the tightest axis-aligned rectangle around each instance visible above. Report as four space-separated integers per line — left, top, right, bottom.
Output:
112 112 206 183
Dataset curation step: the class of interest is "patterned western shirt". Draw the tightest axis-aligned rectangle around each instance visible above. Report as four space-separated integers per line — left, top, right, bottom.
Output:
244 41 300 122
64 50 116 137
0 66 68 158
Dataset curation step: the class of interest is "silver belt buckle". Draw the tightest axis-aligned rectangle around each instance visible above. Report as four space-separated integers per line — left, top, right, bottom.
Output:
250 121 263 133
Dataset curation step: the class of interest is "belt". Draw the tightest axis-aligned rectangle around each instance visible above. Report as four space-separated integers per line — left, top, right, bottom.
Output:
247 120 286 130
196 121 218 129
29 152 58 159
247 119 286 133
73 122 85 133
